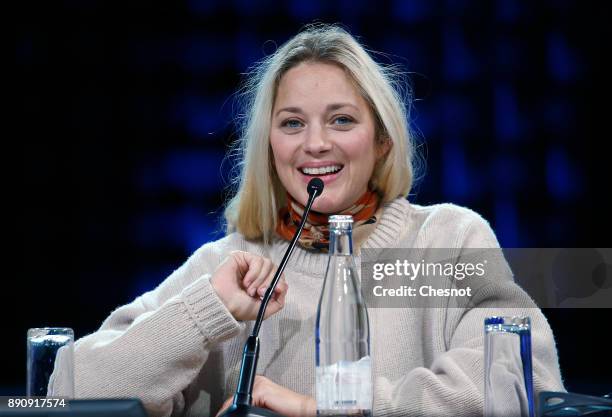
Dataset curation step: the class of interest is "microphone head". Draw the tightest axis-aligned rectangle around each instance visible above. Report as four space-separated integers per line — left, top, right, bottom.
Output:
307 177 324 197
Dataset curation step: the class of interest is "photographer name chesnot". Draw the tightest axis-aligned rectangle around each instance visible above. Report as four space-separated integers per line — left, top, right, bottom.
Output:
372 285 473 297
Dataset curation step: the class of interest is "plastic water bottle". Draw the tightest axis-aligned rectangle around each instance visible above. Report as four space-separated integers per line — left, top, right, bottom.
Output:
315 215 372 416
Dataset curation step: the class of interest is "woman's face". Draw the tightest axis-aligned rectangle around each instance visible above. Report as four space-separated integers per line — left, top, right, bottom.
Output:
270 62 387 213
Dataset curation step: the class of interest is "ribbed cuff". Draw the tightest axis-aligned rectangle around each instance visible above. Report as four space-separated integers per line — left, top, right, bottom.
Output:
180 274 243 342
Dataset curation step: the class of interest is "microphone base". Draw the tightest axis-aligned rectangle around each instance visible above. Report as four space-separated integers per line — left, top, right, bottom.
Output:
218 404 286 417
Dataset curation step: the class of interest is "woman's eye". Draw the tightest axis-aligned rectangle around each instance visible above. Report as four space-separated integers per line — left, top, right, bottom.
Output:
333 116 354 126
282 119 303 129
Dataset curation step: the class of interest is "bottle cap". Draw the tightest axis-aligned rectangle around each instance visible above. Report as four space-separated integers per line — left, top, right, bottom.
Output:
329 215 353 230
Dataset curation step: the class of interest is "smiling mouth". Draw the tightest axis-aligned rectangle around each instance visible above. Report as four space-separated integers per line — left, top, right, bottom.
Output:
298 165 344 177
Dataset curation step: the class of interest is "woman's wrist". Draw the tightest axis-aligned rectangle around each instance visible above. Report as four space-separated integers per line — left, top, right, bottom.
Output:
210 275 238 318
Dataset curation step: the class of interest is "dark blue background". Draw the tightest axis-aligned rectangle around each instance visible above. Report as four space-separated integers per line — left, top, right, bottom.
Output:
13 0 610 396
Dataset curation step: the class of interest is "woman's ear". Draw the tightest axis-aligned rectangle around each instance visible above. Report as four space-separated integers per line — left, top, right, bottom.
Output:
376 137 392 159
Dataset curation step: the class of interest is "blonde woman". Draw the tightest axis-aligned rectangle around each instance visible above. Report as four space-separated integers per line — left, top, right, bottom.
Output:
66 24 564 417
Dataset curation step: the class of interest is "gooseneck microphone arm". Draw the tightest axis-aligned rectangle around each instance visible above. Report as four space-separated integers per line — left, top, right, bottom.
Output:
251 178 323 337
219 178 324 417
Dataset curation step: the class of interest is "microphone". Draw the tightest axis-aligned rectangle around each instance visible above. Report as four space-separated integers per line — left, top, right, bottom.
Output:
218 178 324 417
307 177 324 199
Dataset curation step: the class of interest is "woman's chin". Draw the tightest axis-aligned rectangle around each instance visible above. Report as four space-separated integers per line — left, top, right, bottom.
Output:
312 196 347 214
286 187 348 214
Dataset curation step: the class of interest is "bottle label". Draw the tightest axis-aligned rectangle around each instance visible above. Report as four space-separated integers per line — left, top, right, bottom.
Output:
316 356 372 412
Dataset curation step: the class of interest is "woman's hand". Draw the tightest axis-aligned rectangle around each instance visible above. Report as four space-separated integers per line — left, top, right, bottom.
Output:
216 375 315 417
211 250 288 321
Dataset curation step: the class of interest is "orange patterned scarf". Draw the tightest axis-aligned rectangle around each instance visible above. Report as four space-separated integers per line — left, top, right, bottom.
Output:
275 188 383 253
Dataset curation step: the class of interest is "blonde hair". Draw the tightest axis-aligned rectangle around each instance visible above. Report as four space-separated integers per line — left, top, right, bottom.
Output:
223 23 417 244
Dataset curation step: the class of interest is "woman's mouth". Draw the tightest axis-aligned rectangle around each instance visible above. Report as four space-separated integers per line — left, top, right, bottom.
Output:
297 164 344 185
298 164 343 176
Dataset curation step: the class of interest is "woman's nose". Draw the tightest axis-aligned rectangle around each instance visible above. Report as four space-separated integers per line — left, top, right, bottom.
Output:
302 125 332 154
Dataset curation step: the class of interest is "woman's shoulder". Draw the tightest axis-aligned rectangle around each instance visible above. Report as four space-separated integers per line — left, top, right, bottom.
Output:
190 232 269 265
383 199 501 248
408 200 488 225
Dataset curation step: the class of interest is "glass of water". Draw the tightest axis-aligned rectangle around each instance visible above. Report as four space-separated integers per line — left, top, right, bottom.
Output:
27 327 75 397
484 316 534 417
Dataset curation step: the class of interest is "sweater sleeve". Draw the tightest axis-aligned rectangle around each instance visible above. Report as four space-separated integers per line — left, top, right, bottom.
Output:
372 213 565 417
51 240 243 417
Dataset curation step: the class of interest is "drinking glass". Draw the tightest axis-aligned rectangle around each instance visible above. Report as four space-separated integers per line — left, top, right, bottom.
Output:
27 327 75 397
484 316 534 417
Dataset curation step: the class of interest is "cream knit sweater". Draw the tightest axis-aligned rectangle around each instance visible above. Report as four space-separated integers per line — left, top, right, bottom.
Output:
67 198 564 416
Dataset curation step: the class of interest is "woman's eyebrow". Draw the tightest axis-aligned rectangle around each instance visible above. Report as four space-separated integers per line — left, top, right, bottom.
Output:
326 102 359 112
275 106 303 117
275 103 359 117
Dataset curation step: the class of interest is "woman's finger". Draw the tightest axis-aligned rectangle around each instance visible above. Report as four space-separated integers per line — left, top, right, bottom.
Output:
250 258 274 296
250 375 315 417
262 277 287 301
242 257 264 294
263 280 288 318
273 274 287 296
275 279 288 306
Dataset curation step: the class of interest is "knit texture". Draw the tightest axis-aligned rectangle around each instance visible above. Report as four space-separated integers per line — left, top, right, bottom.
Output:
67 198 565 417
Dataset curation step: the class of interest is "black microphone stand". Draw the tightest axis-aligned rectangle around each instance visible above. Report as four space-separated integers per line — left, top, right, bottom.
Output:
218 178 324 417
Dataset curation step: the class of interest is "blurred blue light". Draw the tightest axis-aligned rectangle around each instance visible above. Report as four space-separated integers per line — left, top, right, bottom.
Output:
187 0 221 15
442 25 478 82
495 37 522 74
232 0 262 15
492 155 524 191
496 0 522 23
165 151 225 193
412 104 438 138
180 36 232 72
335 0 366 21
129 264 176 299
444 0 474 20
547 33 579 83
170 94 229 138
136 150 225 194
546 147 580 200
288 0 323 19
382 37 428 73
543 99 574 136
439 94 477 137
235 31 264 71
494 83 523 142
392 0 432 22
494 198 520 247
442 140 470 200
132 206 225 252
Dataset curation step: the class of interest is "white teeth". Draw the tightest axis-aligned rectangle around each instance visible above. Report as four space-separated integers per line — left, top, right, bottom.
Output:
300 165 342 175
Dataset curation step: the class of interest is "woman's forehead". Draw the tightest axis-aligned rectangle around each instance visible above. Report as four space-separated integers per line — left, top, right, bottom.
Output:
274 62 367 111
